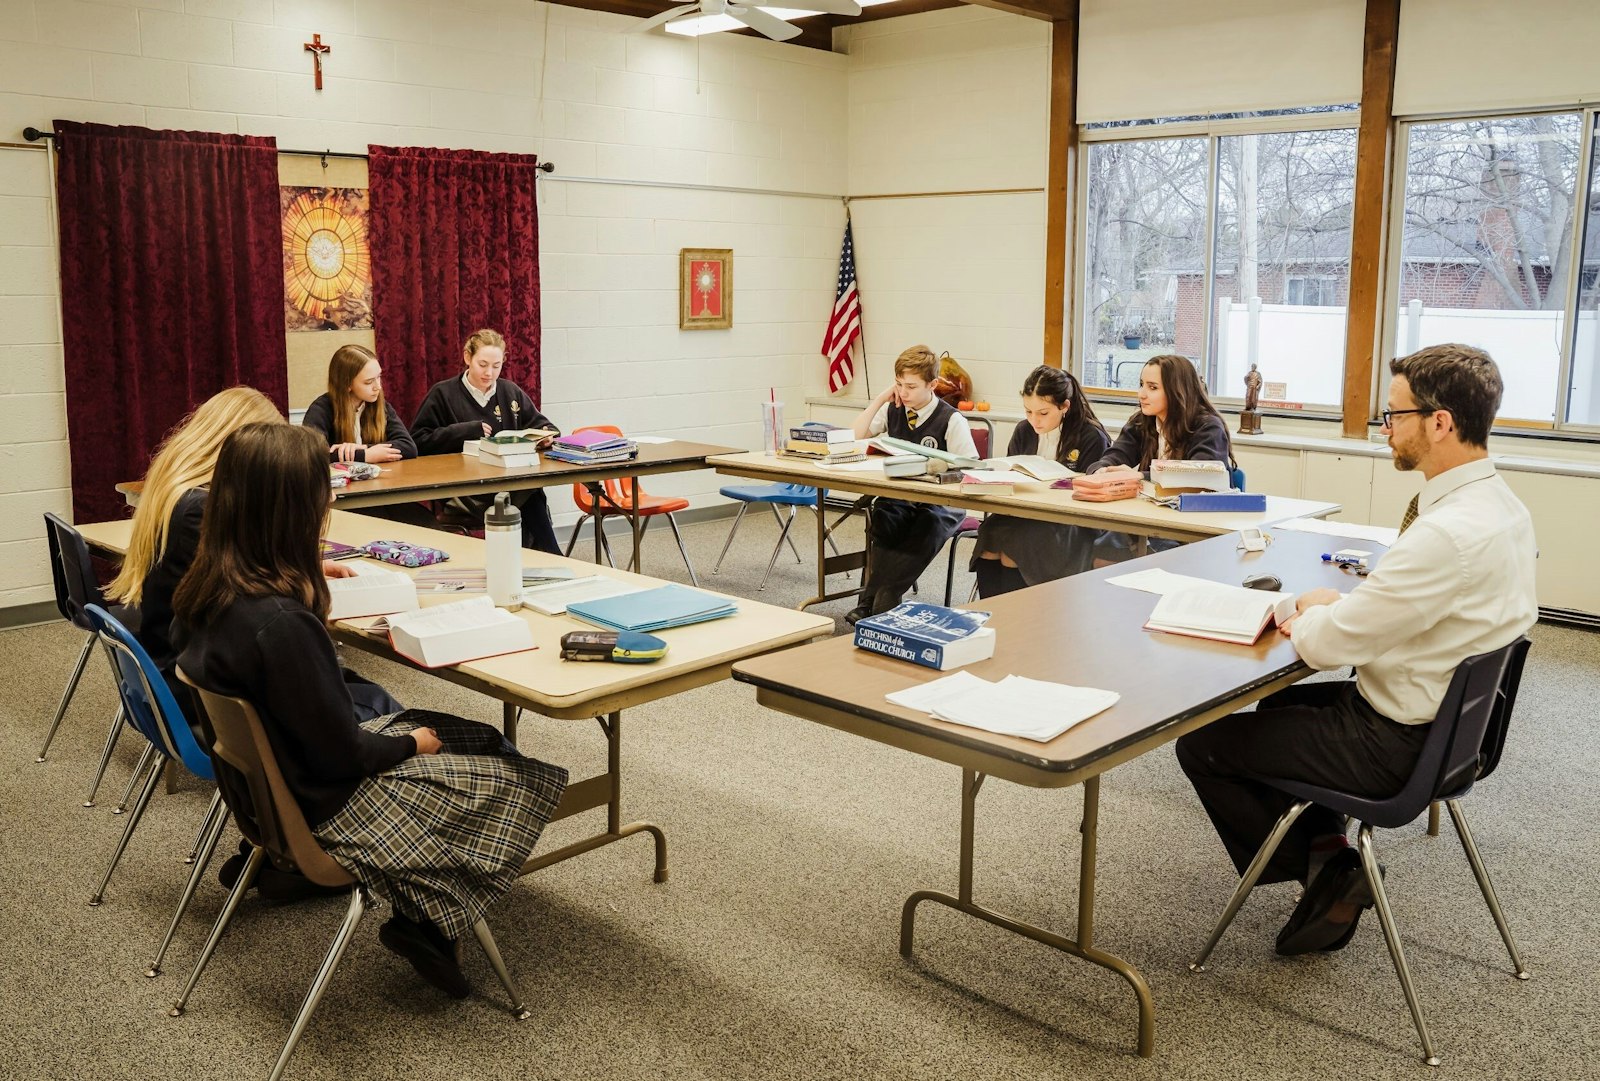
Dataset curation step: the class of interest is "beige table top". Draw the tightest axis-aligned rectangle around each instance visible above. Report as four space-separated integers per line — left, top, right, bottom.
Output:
734 526 1385 788
117 439 739 509
708 451 1340 543
78 510 833 720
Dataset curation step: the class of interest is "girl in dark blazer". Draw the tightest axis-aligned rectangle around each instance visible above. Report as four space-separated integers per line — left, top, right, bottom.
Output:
1085 353 1233 475
971 367 1110 597
301 344 417 464
1086 353 1235 561
411 329 562 552
175 423 565 999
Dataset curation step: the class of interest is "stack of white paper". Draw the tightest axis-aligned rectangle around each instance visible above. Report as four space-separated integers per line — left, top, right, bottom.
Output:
1274 517 1399 546
886 672 1119 742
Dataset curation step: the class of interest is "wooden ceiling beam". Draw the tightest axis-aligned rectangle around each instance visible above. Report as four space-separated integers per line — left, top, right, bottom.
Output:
957 0 1074 21
543 0 967 52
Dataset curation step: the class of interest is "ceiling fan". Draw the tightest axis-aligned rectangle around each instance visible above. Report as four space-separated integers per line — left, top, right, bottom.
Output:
634 0 863 42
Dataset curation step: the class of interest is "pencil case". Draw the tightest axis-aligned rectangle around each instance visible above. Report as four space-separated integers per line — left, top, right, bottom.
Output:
559 630 668 664
360 540 451 568
1070 473 1142 502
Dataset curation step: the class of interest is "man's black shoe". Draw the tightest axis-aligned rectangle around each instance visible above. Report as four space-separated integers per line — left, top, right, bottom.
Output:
379 915 471 999
1276 848 1380 955
844 605 869 626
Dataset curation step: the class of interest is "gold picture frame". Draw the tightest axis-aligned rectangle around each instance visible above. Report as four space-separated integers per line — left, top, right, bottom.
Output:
679 248 732 330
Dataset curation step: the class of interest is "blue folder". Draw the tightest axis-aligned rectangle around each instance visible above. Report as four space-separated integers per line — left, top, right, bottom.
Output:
566 584 738 633
1177 492 1267 512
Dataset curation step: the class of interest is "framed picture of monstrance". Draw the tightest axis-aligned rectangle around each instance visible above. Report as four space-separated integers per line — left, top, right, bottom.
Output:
680 248 732 330
281 187 373 331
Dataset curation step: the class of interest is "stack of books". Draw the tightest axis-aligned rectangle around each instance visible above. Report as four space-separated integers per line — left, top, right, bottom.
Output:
477 427 557 469
778 423 866 464
545 429 639 465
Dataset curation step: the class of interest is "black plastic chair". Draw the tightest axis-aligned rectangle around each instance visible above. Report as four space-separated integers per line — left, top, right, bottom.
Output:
1188 636 1533 1066
38 513 135 806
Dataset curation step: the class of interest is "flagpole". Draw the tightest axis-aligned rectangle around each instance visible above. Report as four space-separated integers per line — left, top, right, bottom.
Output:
848 199 870 399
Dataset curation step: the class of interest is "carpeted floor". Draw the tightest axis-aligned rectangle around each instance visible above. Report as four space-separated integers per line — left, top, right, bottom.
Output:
1 510 1596 1081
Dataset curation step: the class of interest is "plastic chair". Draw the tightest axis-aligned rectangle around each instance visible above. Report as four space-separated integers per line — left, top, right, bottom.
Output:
172 673 532 1081
1189 636 1533 1066
563 425 699 585
712 483 841 591
39 513 139 805
81 605 233 982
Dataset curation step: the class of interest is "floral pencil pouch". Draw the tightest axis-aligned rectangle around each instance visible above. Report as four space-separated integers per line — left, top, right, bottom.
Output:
360 540 450 568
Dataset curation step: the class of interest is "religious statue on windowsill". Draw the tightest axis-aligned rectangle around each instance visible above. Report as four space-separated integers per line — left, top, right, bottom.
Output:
1239 363 1264 435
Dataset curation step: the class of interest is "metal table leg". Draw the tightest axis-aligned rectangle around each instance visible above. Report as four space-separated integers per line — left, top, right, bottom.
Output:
899 770 1156 1058
518 710 667 884
797 489 870 611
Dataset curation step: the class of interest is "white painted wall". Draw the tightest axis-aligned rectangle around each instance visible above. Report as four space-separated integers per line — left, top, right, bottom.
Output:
834 8 1049 407
0 0 849 609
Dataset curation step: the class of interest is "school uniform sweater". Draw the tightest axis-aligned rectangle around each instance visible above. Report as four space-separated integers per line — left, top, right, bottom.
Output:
410 376 558 455
177 595 416 825
1086 412 1230 475
301 395 417 462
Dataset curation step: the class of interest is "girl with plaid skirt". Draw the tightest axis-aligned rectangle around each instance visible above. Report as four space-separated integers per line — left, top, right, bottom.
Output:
175 423 567 998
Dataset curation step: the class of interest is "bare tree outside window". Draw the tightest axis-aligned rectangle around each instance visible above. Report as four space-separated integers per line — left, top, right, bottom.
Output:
1080 137 1207 389
1397 115 1582 422
1570 117 1600 426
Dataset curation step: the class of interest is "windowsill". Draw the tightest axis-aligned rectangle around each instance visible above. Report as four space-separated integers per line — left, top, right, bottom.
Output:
803 394 1600 480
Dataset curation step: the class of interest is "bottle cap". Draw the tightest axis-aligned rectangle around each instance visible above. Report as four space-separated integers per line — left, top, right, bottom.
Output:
485 491 521 527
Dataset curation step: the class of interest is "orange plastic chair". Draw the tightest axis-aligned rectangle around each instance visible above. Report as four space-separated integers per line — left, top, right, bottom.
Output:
563 426 699 584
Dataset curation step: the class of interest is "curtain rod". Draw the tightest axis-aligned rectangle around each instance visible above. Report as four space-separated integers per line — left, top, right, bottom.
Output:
846 187 1045 201
22 128 555 172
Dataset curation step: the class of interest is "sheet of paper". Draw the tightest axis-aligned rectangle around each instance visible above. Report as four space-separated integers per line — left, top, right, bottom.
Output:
960 469 1031 485
820 459 886 472
884 671 991 713
1104 568 1220 596
886 673 1119 743
629 435 674 444
1273 517 1399 546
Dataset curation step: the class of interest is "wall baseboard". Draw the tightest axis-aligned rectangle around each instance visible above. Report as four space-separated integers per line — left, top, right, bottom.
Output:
1539 607 1600 632
0 601 64 631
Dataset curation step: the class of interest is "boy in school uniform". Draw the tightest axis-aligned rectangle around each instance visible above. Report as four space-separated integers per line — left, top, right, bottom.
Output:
846 345 979 623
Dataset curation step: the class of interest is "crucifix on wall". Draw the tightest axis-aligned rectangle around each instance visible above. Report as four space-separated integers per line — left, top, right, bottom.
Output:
304 33 331 90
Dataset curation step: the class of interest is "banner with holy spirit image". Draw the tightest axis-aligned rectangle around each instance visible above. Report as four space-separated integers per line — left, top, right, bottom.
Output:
281 186 373 332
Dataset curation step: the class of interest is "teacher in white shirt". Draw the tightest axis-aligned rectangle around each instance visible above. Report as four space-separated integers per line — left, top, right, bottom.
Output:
1175 343 1538 956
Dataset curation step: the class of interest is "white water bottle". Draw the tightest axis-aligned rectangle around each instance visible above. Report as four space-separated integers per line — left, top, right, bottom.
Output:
484 492 523 611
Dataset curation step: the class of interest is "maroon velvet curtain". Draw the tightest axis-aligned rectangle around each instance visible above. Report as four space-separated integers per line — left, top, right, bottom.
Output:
53 120 287 525
367 146 543 414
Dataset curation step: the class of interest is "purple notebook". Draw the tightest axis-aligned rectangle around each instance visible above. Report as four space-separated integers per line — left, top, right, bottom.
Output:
557 430 624 449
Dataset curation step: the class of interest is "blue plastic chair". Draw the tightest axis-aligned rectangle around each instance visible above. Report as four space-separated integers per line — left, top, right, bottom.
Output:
1189 636 1532 1066
82 605 233 978
712 482 840 590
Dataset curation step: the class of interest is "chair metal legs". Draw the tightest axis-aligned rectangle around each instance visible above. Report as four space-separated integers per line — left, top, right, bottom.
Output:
82 706 127 808
267 887 373 1081
112 738 156 814
471 919 533 1021
563 514 615 567
1356 825 1439 1066
146 793 231 979
660 512 699 586
1446 800 1529 979
36 631 94 762
712 503 752 574
769 504 804 563
1189 799 1311 972
88 747 165 906
170 845 268 1017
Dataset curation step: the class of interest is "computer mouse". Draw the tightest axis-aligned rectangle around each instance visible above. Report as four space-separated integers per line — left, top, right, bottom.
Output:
1242 573 1282 591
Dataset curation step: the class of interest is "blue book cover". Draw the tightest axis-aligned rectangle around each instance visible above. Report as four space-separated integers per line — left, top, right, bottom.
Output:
853 603 995 671
567 584 737 633
1177 492 1267 512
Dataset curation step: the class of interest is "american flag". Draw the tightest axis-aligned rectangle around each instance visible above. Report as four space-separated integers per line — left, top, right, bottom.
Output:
822 219 862 393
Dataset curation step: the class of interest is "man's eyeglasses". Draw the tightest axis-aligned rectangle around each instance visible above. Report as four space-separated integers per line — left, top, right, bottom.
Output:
1380 407 1429 428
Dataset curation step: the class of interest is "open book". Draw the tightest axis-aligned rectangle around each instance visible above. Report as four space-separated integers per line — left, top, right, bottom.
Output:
1144 583 1297 646
985 454 1074 483
1151 459 1232 495
327 568 419 621
870 435 982 469
481 427 558 445
520 575 646 616
385 596 535 668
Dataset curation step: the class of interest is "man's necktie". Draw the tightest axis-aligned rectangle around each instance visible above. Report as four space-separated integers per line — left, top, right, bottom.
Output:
1399 494 1419 534
905 406 918 428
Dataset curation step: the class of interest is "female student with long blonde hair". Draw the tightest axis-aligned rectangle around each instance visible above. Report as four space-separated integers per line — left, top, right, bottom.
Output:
300 344 417 464
108 386 400 723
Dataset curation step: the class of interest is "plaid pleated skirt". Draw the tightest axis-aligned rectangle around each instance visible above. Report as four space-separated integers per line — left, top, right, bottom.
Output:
312 710 567 941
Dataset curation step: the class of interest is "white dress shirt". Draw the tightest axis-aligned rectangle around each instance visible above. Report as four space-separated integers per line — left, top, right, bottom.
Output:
867 399 979 459
1291 457 1537 725
1036 426 1061 463
462 373 494 408
351 402 367 448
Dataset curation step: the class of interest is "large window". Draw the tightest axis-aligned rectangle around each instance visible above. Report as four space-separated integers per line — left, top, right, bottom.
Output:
1077 116 1358 410
1392 112 1596 428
